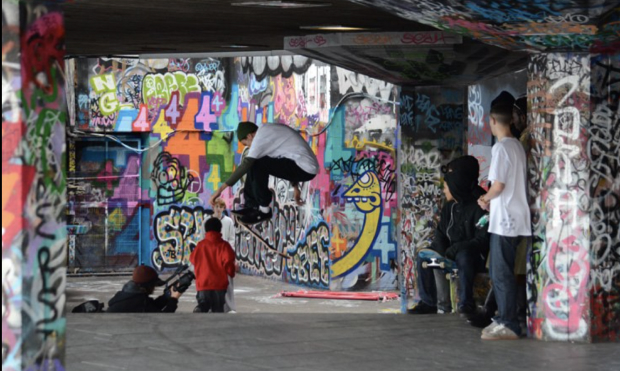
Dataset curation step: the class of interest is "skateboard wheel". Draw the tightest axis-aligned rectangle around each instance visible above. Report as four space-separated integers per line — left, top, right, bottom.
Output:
422 262 428 268
439 262 445 269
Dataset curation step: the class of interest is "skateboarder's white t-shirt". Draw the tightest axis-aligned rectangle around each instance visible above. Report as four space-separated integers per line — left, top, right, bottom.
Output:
487 137 531 237
247 123 319 175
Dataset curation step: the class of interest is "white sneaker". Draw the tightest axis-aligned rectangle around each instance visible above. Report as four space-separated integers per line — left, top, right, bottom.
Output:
482 321 500 335
481 323 520 340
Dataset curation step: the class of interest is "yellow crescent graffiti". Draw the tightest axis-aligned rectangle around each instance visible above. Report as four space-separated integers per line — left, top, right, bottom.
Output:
331 172 382 278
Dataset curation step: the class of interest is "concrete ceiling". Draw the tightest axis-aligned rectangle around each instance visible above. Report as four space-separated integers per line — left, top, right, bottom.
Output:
350 0 620 53
62 0 618 87
63 0 436 55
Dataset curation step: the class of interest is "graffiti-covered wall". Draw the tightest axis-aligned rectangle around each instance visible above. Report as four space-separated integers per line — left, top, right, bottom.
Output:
398 87 465 310
588 54 619 342
527 53 592 341
2 1 67 370
71 56 399 291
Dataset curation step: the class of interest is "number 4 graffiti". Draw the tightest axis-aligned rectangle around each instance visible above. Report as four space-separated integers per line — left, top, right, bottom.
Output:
195 92 222 131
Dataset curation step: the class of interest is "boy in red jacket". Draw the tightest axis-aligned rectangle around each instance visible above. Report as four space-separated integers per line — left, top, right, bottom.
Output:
190 218 237 313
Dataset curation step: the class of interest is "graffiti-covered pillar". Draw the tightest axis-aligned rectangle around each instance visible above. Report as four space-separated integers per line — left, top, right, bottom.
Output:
588 54 619 342
398 87 465 312
2 1 67 370
527 52 619 342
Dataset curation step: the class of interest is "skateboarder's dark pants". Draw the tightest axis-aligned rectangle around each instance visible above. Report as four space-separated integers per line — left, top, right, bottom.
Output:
417 249 485 312
195 290 227 313
244 157 315 208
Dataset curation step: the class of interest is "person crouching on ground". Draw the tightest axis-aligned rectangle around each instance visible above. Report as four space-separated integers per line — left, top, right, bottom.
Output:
107 265 182 313
190 218 236 313
409 156 489 318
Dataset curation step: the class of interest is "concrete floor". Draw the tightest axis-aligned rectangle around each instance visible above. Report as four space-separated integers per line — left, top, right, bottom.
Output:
66 274 401 314
65 275 619 371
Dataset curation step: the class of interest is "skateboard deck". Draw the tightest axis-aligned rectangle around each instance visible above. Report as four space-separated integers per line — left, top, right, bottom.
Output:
418 248 459 312
234 215 291 259
418 248 458 278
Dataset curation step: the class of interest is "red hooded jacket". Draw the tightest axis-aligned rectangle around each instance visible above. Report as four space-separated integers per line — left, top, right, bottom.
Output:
190 231 236 291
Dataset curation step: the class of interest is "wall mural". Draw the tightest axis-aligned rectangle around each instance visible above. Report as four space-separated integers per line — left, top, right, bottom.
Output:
72 56 399 291
68 140 144 271
2 1 67 370
349 0 619 52
398 87 465 311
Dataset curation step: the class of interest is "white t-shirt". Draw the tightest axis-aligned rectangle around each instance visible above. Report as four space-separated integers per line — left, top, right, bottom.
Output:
488 137 532 237
247 123 319 175
213 215 235 248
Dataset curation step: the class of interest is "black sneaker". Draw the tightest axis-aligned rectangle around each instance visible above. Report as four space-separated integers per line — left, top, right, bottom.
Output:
458 306 476 320
407 302 438 314
240 209 272 224
468 312 493 328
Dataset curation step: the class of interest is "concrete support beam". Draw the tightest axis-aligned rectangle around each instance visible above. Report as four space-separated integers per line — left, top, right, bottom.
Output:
398 86 466 312
526 52 619 342
2 1 67 369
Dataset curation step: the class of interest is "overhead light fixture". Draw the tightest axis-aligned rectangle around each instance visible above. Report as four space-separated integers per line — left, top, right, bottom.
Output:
300 25 377 31
232 1 331 8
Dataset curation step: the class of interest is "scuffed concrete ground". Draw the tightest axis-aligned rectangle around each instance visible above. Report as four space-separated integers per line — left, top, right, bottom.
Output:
66 313 619 371
66 273 401 314
66 275 619 371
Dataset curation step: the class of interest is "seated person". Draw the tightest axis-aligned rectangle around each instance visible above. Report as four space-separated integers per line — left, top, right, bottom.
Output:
107 265 181 313
190 218 237 313
409 156 489 318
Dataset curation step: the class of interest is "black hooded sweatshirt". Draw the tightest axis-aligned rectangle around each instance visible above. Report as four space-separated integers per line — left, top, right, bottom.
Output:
429 158 490 261
107 281 178 313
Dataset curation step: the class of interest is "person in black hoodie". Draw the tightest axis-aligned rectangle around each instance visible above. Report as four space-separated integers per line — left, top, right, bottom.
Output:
107 265 182 313
409 156 489 318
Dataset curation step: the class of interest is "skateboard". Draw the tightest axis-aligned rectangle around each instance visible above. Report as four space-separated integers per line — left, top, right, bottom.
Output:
418 248 458 279
418 248 459 312
233 215 291 259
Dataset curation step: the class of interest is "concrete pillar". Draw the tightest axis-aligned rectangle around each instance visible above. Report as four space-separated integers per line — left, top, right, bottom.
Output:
398 87 466 311
2 1 67 369
526 52 619 342
588 54 620 342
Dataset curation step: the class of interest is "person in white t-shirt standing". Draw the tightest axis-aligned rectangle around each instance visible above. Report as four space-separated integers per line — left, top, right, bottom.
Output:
211 197 237 313
477 103 531 341
209 121 319 225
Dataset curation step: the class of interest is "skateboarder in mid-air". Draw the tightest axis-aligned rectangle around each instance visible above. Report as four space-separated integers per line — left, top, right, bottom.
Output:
209 121 319 225
409 156 489 318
